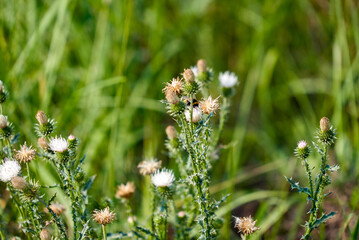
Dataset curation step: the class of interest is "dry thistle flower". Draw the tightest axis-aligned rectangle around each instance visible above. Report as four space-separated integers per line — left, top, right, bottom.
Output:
11 176 27 190
49 202 66 215
40 228 51 240
0 160 21 182
197 59 207 73
185 107 202 123
115 182 135 199
93 207 116 225
0 115 8 129
320 117 330 132
200 96 220 115
163 77 184 95
38 137 48 150
182 69 195 83
15 142 36 163
36 110 48 125
165 90 179 104
165 125 177 140
48 136 69 153
233 216 259 236
138 158 162 175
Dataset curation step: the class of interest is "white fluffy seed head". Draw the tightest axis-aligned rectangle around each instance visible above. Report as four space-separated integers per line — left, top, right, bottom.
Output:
0 160 21 182
219 71 238 88
49 136 69 153
151 169 175 187
185 107 202 123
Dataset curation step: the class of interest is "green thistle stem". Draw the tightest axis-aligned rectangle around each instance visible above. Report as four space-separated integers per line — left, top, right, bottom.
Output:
304 159 313 196
102 224 107 240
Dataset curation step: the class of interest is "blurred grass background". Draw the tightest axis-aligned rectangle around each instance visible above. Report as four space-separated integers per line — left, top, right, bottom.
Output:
0 0 358 239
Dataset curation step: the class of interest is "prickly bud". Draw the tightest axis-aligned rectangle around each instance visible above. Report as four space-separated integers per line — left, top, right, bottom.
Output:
320 117 330 132
36 110 48 125
182 69 195 83
295 140 310 159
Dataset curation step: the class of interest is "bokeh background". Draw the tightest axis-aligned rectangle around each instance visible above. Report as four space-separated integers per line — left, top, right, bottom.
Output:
0 0 358 239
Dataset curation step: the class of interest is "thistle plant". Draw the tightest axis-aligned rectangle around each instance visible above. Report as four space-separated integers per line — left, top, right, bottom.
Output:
286 117 338 239
0 60 242 239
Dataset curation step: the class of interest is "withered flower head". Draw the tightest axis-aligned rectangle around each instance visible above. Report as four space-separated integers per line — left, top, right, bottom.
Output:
115 182 135 199
49 202 66 215
93 207 116 225
36 110 48 125
38 137 48 150
233 216 259 236
165 90 179 104
11 176 27 190
163 77 184 95
199 96 220 115
165 125 177 140
182 69 195 83
320 117 330 132
137 158 162 176
40 228 51 240
197 59 207 73
15 142 36 163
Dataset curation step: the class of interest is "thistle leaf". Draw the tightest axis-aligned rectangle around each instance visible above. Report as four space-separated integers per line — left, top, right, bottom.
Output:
285 177 311 197
311 211 336 229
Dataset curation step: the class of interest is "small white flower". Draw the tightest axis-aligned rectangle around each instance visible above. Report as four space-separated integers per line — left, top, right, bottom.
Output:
219 71 238 88
190 66 199 77
297 140 307 149
49 136 69 153
0 160 21 182
185 107 202 123
151 169 175 187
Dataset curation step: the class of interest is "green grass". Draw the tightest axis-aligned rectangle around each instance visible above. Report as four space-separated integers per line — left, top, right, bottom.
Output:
0 0 358 239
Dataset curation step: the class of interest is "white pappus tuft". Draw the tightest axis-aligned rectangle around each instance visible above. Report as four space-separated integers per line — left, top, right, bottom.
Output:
151 168 175 187
49 136 69 153
0 160 21 182
219 71 238 88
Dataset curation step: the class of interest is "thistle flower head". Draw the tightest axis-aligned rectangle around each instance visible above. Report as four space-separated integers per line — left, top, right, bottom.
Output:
15 142 36 163
197 59 207 73
165 90 179 104
0 115 8 129
0 160 21 182
185 107 202 123
200 96 220 115
163 77 184 95
49 202 66 215
165 125 177 140
295 140 310 159
40 228 51 240
93 207 116 225
38 137 48 150
320 117 330 132
219 71 238 88
11 176 27 190
151 168 175 187
36 110 48 125
233 216 260 236
182 69 195 83
115 182 136 199
49 136 69 153
138 158 162 176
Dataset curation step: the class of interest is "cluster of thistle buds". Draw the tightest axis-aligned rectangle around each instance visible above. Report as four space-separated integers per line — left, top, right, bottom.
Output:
289 116 338 240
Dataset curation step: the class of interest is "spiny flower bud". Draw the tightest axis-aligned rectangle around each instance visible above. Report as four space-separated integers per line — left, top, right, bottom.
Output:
40 228 51 240
182 69 195 83
320 117 330 132
197 59 207 73
11 176 27 190
295 140 310 159
38 137 48 150
165 90 179 104
36 110 48 125
165 126 177 140
0 115 8 129
316 117 336 145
